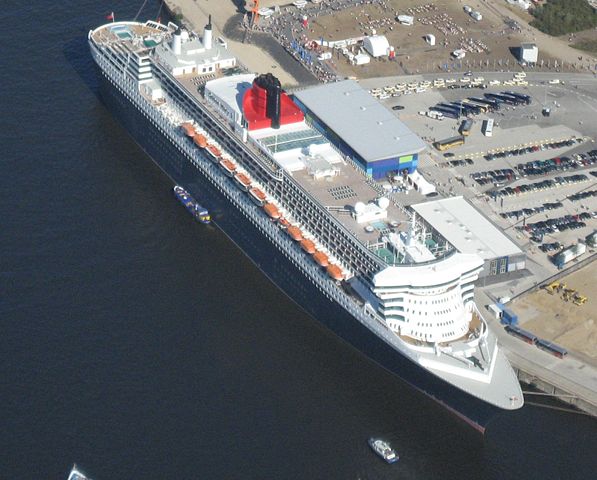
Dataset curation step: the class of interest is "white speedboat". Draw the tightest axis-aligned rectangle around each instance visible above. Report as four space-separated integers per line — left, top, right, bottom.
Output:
368 438 399 463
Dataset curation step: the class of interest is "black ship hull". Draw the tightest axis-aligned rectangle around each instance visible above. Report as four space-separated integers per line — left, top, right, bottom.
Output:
97 72 503 433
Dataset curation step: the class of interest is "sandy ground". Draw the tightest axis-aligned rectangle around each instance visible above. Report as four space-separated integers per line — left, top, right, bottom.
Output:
307 0 528 77
511 260 597 363
164 0 300 85
166 1 597 84
303 0 596 78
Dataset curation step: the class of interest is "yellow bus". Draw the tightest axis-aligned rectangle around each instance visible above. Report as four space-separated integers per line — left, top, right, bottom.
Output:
434 135 465 151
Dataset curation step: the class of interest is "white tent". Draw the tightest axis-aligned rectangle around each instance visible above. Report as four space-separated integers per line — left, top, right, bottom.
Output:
363 35 389 58
424 34 435 46
353 52 371 65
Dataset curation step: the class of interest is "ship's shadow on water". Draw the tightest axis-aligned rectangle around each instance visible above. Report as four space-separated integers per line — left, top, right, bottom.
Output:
63 35 100 98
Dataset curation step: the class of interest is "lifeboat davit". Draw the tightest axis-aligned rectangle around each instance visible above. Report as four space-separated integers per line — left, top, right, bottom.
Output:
278 218 291 229
300 239 316 254
263 203 281 220
286 226 303 241
193 134 207 148
234 172 252 191
326 264 345 281
181 122 196 137
313 251 329 267
206 144 222 161
219 158 237 177
249 187 267 206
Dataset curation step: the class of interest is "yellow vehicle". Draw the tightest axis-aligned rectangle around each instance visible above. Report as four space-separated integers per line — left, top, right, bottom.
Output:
562 288 576 302
543 281 559 295
573 294 587 306
434 135 465 151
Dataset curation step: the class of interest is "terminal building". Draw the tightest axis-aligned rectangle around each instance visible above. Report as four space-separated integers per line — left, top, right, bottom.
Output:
293 80 427 180
411 197 526 278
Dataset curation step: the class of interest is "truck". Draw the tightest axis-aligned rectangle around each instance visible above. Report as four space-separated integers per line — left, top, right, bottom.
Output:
554 242 586 268
397 15 414 26
501 308 519 326
487 303 503 320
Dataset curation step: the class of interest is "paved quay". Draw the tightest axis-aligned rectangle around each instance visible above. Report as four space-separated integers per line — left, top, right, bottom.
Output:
477 288 597 417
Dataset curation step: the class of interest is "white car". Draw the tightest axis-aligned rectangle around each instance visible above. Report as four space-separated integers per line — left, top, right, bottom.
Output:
489 80 501 86
548 79 560 84
258 7 274 17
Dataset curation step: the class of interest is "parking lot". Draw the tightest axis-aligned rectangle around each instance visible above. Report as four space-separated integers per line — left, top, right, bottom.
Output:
359 72 597 282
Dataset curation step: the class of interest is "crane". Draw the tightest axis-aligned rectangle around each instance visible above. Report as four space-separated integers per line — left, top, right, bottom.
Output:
250 0 260 26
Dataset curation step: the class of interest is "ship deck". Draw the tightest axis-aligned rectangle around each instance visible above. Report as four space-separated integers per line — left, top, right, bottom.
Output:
176 73 413 259
91 22 166 54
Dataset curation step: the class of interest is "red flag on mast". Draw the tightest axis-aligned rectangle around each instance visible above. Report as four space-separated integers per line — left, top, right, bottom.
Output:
106 12 115 21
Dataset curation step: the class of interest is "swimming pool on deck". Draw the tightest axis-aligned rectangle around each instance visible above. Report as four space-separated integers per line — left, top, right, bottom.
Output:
110 25 133 40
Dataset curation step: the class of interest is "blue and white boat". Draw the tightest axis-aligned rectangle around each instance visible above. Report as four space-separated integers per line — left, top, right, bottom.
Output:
173 185 211 224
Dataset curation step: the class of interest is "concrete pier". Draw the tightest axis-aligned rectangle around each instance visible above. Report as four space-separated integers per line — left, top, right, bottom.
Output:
480 290 597 417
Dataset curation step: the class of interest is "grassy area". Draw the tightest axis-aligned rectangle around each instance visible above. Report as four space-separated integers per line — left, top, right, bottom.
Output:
530 0 597 36
571 39 597 55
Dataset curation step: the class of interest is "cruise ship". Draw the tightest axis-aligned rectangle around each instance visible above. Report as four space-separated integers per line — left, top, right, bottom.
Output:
88 17 523 431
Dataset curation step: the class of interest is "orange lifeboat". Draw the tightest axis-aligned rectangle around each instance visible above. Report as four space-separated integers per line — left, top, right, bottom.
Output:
286 226 303 241
234 172 252 191
300 239 316 254
249 187 267 206
193 134 207 148
219 158 237 177
206 144 222 161
263 203 281 220
313 251 329 267
181 122 196 137
326 264 345 281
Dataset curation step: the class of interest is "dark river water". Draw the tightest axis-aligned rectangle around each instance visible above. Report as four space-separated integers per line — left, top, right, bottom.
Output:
1 1 595 478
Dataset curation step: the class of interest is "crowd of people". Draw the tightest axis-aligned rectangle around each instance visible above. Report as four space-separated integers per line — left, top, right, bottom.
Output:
246 0 390 82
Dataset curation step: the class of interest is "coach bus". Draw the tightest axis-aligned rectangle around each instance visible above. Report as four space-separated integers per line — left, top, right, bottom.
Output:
459 118 474 136
433 135 465 151
482 118 494 137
